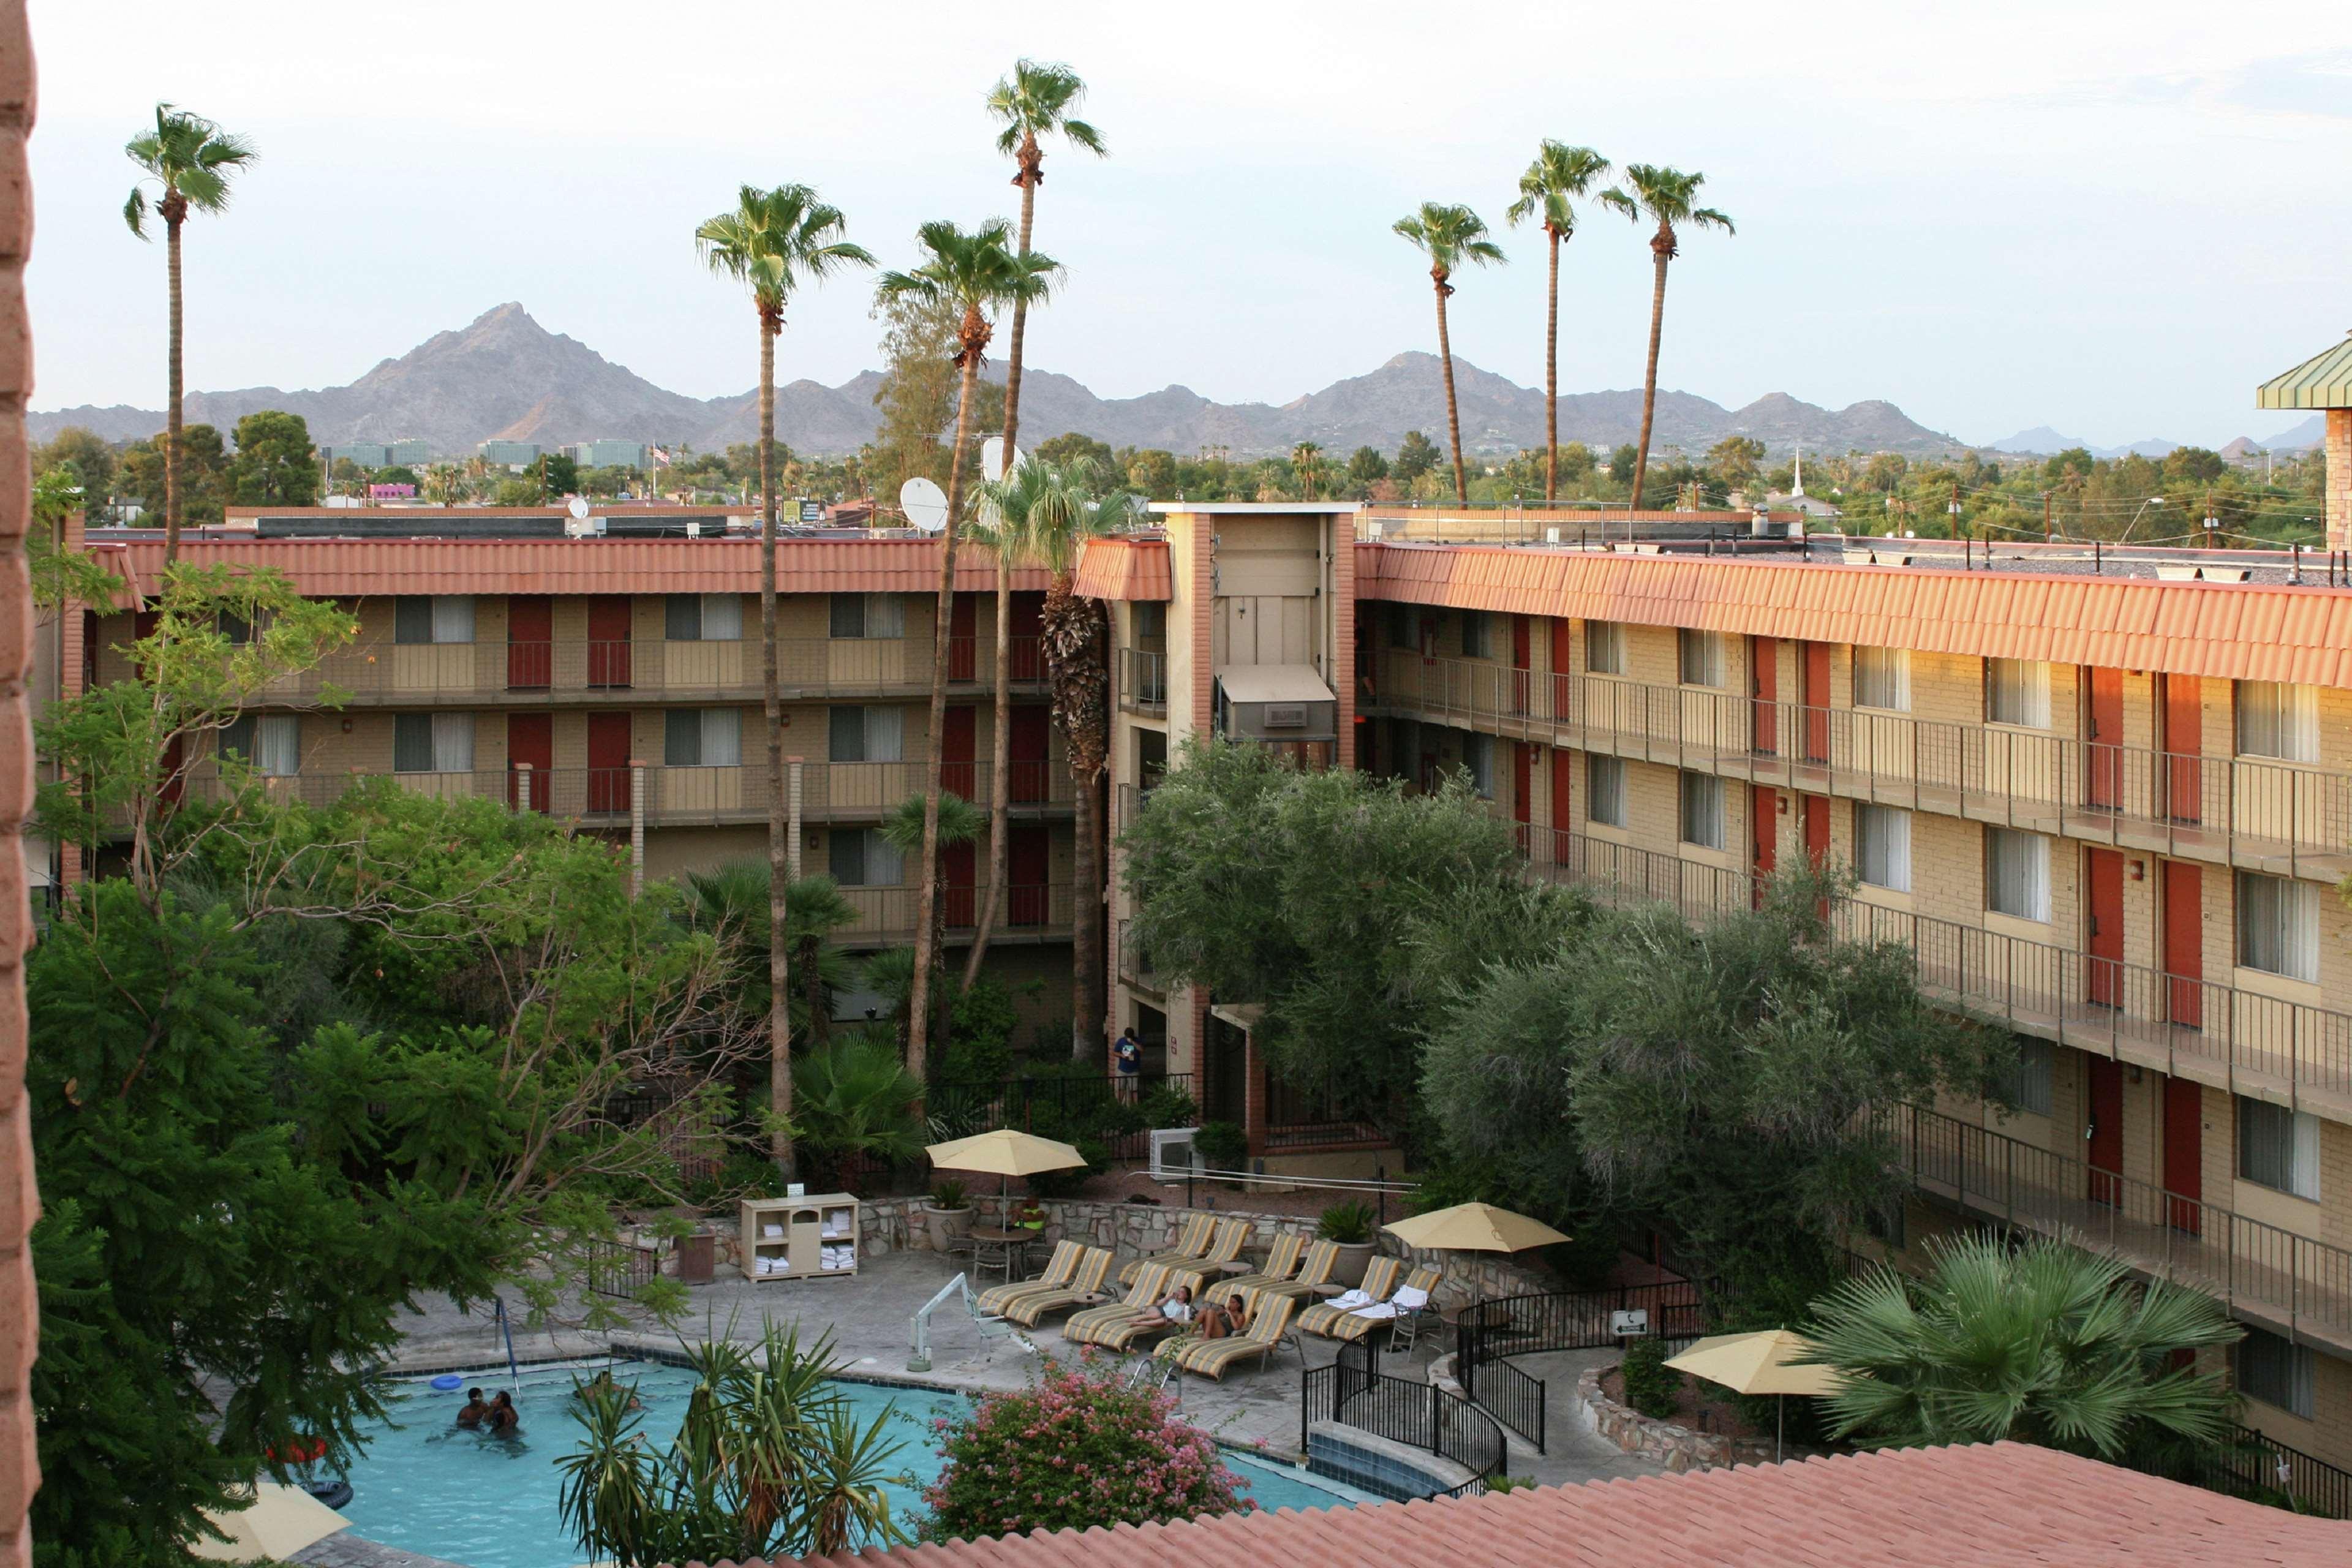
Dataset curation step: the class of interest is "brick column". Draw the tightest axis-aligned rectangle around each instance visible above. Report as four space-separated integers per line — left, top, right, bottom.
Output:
2328 407 2350 556
1242 1023 1268 1159
0 9 38 1563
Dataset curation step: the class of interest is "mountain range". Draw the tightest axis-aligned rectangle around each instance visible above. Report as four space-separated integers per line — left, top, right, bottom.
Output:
33 301 1977 461
1986 416 2327 461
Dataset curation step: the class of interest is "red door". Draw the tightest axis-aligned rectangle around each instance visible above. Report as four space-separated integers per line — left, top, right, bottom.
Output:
2163 861 2203 1028
1547 748 1572 871
941 704 976 801
507 712 552 811
1008 821 1049 926
943 840 977 929
1802 793 1830 867
1510 616 1531 716
2162 675 2202 824
587 596 632 688
1512 742 1532 854
587 710 631 813
1010 705 1049 804
2084 666 2124 810
2162 1074 2203 1235
2086 848 2125 1008
1009 592 1044 682
949 592 977 683
507 595 552 690
1751 636 1779 756
1548 620 1574 725
2087 1057 2124 1207
1801 641 1831 763
1752 786 1777 907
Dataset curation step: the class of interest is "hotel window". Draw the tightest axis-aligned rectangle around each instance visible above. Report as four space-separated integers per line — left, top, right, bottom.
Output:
665 593 742 641
2237 870 2319 982
217 609 273 645
1134 601 1166 646
394 595 475 645
219 713 300 777
828 827 904 888
392 712 475 774
1386 604 1414 649
1852 647 1910 712
828 705 905 764
2236 1326 2316 1419
1679 770 1724 849
1587 753 1627 828
1460 610 1489 659
1585 620 1624 674
1855 804 1912 892
1463 731 1494 797
1999 1038 2054 1117
1985 829 2050 922
829 592 905 640
2237 1096 2321 1202
2236 680 2318 763
1985 659 2050 728
1678 630 1725 688
663 707 742 767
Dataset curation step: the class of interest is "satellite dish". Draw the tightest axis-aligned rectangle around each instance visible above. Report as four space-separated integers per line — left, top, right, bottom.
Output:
900 477 949 533
981 438 1024 483
567 496 590 520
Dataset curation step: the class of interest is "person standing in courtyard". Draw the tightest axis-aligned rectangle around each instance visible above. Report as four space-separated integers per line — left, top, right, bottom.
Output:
1114 1026 1143 1098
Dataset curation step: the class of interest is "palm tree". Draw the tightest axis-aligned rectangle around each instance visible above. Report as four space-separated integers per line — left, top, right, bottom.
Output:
123 105 255 565
879 789 984 1066
970 61 1106 989
1291 442 1327 500
1505 142 1611 503
1804 1232 2240 1462
1392 203 1506 506
1598 166 1732 512
875 220 1059 1088
684 861 861 1047
697 184 874 1177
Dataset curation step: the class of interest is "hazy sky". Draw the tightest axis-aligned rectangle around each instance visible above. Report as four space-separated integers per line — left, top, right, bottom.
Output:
29 1 2352 448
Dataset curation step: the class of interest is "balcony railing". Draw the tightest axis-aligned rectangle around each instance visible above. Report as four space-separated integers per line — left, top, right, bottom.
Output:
1525 827 2352 1114
839 881 1072 941
1885 1102 2352 1352
1371 650 2352 880
1115 917 1159 990
1117 646 1168 717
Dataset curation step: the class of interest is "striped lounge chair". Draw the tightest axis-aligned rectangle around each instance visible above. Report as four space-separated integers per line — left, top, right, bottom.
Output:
1163 1218 1252 1297
1297 1256 1404 1340
1118 1213 1216 1285
1235 1239 1340 1311
1205 1232 1305 1308
1063 1263 1182 1352
1319 1265 1441 1346
1001 1246 1115 1328
1162 1294 1297 1381
976 1239 1083 1317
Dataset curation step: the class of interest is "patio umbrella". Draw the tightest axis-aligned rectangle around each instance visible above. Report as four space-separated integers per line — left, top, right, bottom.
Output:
1381 1202 1569 1253
190 1481 349 1562
925 1128 1087 1213
1665 1329 1847 1461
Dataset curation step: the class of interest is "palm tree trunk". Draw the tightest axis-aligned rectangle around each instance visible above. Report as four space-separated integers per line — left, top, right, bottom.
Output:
760 318 794 1179
164 214 184 564
911 344 983 1091
1435 284 1468 505
1544 232 1560 502
965 162 1040 993
1068 596 1107 1063
1630 232 1672 514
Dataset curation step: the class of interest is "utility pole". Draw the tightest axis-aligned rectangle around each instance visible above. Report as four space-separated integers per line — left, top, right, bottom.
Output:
2041 491 2052 544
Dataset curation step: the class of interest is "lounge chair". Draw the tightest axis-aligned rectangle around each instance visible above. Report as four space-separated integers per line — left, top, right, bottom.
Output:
1162 1218 1252 1297
974 1238 1084 1317
1235 1238 1340 1311
1162 1295 1298 1381
1297 1255 1403 1340
1319 1264 1441 1346
1206 1232 1305 1308
1000 1246 1115 1328
1063 1263 1183 1352
1118 1213 1216 1285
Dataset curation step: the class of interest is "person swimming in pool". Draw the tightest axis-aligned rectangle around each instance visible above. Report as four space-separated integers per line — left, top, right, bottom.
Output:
485 1390 520 1436
454 1389 489 1430
574 1370 641 1411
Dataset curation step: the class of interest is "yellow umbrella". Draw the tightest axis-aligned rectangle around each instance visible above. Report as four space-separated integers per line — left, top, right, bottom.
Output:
190 1481 349 1562
1382 1202 1569 1253
1665 1329 1846 1460
925 1129 1087 1216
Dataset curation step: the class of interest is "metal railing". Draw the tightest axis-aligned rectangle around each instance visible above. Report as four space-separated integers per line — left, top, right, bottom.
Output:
838 882 1072 941
2203 1423 2352 1519
1300 1338 1506 1498
1458 1354 1546 1453
928 1072 1196 1165
1372 649 2352 880
1115 918 1159 990
1117 646 1168 717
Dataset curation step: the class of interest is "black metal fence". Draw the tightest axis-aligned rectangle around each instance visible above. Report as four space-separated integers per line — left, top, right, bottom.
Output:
1459 1352 1547 1453
584 1237 662 1298
2196 1424 2352 1520
1455 1278 1713 1370
1300 1338 1506 1496
927 1071 1199 1166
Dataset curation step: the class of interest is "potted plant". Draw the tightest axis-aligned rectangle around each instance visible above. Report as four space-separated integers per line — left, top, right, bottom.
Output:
923 1177 973 1253
1319 1200 1378 1287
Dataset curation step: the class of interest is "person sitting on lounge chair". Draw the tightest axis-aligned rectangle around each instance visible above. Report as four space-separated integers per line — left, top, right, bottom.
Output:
1161 1284 1194 1324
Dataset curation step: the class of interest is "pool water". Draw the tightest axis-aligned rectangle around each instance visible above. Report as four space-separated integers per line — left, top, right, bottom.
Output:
336 1362 1366 1567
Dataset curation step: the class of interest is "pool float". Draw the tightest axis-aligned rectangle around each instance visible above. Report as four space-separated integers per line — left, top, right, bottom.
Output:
429 1373 464 1391
303 1477 355 1510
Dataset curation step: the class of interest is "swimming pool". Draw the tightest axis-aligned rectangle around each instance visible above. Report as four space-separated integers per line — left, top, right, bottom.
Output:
336 1361 1368 1567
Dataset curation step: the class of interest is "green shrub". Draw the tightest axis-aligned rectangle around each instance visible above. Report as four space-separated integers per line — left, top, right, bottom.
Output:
1136 1084 1200 1129
1193 1121 1248 1172
1618 1336 1684 1420
1317 1200 1376 1245
939 978 1020 1085
929 1178 968 1212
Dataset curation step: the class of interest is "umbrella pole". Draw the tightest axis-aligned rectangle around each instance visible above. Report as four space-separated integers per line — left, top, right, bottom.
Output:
1777 1394 1784 1463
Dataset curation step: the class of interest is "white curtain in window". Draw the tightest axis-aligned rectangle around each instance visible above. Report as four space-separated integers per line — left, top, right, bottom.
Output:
1987 660 2050 728
254 714 301 777
2238 872 2319 982
864 594 905 639
864 705 905 763
1586 621 1623 674
700 707 742 766
431 595 475 645
701 594 742 641
1853 648 1910 711
1465 732 1494 796
1680 770 1723 848
1587 754 1626 827
2237 681 2318 763
431 711 475 772
865 831 904 887
1856 804 1911 891
1679 630 1724 688
1986 829 2049 921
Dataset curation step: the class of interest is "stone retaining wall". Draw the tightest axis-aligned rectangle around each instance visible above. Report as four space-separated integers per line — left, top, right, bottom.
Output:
1577 1363 1776 1472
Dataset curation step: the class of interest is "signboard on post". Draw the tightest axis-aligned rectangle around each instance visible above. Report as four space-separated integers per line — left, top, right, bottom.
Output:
1610 1308 1651 1338
799 499 826 523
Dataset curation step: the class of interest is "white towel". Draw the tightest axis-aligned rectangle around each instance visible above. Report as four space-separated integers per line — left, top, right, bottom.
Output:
1351 1301 1402 1319
1392 1286 1430 1311
1325 1289 1374 1311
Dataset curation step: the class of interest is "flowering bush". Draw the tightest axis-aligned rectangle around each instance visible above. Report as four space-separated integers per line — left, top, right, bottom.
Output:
921 1357 1252 1540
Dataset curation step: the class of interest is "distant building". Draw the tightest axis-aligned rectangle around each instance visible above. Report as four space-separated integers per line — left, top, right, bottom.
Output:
320 443 390 470
478 440 543 469
384 439 432 467
564 439 650 470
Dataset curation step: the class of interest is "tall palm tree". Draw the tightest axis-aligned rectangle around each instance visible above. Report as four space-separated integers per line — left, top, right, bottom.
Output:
1392 203 1506 506
1505 142 1611 503
697 184 874 1176
1598 165 1732 512
123 104 255 564
970 61 1106 987
1291 442 1327 500
880 790 985 1062
875 221 1059 1087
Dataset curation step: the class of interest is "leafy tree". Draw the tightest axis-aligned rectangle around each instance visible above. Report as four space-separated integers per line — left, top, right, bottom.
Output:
123 104 257 560
493 477 537 506
1124 447 1178 496
1559 439 1597 483
1598 165 1733 509
226 409 319 505
118 424 231 524
34 426 116 499
1392 202 1506 503
1608 442 1637 483
1395 429 1441 481
540 450 581 496
374 462 421 488
2163 445 2226 485
1807 1233 2240 1463
1707 434 1765 490
1506 140 1611 501
876 218 1059 1089
698 182 875 1178
2043 446 2094 481
1032 431 1111 469
1345 445 1390 491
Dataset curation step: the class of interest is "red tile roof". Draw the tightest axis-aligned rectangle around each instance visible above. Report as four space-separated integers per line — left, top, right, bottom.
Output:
1073 537 1173 601
701 1442 2348 1568
1357 542 2352 687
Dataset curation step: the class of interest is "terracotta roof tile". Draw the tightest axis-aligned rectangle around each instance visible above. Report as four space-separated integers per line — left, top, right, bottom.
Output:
1072 537 1174 601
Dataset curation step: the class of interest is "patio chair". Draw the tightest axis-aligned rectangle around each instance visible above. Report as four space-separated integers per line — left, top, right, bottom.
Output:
1162 1218 1253 1298
1000 1246 1115 1328
1163 1295 1298 1381
1322 1264 1441 1348
976 1239 1083 1318
1063 1263 1183 1352
1205 1232 1305 1308
1234 1239 1340 1311
1297 1255 1403 1340
1118 1213 1216 1285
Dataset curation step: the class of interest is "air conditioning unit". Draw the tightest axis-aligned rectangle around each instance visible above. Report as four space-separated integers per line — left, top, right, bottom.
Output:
1262 703 1306 729
1545 526 1561 544
1150 1127 1201 1184
1366 521 1384 539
